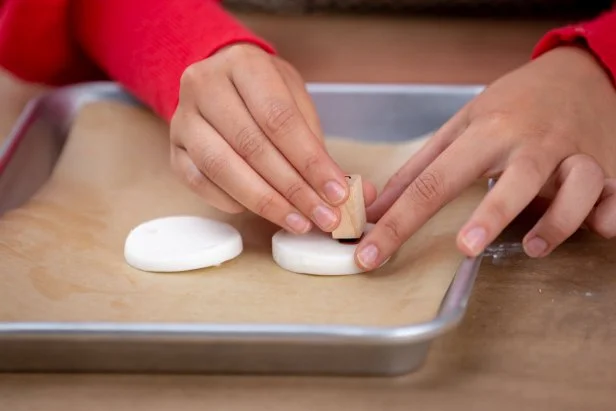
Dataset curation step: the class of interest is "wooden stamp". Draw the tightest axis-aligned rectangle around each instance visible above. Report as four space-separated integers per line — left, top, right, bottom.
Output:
332 174 366 240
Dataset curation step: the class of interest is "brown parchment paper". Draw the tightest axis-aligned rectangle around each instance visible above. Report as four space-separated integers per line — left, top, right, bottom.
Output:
0 102 486 326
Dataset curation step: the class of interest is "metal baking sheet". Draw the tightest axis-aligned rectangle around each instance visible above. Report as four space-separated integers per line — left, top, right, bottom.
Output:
0 82 485 376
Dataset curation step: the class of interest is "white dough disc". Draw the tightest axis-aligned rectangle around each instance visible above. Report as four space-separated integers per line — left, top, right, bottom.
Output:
124 215 243 273
272 223 386 276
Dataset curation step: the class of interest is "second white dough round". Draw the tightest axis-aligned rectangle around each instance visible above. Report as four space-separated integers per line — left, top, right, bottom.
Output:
272 224 386 276
124 215 243 273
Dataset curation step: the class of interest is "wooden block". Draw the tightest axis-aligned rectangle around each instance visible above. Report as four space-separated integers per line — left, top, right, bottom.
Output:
332 174 366 240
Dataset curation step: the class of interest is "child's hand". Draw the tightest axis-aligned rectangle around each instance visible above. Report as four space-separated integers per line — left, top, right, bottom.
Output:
170 44 376 234
356 46 616 270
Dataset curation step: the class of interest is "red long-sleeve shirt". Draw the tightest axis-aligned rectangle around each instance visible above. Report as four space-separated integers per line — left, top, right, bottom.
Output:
0 0 274 121
0 0 615 122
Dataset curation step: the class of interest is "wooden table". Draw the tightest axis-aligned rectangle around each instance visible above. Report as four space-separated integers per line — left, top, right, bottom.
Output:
2 13 615 411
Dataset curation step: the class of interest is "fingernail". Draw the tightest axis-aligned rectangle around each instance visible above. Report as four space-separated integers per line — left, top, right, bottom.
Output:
285 212 311 234
323 180 347 204
525 236 548 258
312 205 338 230
462 226 487 255
357 244 379 269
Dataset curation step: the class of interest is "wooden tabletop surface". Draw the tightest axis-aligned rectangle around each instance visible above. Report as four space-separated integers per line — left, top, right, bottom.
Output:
1 13 615 411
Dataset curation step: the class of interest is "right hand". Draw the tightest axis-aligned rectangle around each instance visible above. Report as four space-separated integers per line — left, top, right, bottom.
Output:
170 44 376 233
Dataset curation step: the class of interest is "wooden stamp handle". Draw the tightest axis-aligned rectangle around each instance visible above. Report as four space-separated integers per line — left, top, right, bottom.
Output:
332 174 366 240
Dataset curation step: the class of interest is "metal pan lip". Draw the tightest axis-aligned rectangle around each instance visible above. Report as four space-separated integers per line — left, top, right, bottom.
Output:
0 256 482 346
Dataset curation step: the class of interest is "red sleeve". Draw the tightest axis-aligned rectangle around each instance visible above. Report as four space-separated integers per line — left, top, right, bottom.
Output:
0 0 104 84
0 0 275 121
532 8 616 84
73 0 275 121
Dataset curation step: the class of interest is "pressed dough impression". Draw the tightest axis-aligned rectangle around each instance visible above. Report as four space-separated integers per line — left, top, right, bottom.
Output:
124 215 243 272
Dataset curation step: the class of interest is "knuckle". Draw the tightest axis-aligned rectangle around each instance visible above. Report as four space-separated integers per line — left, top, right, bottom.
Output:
596 226 616 239
274 57 303 82
405 171 445 206
542 216 575 242
381 170 410 196
575 154 604 180
169 131 180 147
301 153 322 175
282 181 305 203
515 153 546 182
255 192 276 217
484 199 513 230
169 119 183 146
542 133 575 156
590 218 616 239
180 64 201 88
182 162 207 190
222 202 245 215
480 110 513 129
273 56 292 72
235 126 264 161
224 44 252 61
264 101 296 135
169 108 193 146
381 218 405 245
390 168 409 188
196 152 227 180
526 120 555 142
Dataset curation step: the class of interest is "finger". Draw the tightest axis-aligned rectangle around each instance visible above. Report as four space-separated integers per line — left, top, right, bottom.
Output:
456 148 561 257
276 60 379 210
273 57 323 141
522 154 604 257
586 178 616 239
366 105 469 222
170 146 245 214
355 127 500 270
198 78 340 232
184 116 313 235
231 57 350 207
362 179 377 207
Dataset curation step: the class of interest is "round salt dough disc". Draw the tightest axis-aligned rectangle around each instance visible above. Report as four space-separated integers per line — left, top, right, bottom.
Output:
272 223 386 276
124 215 243 273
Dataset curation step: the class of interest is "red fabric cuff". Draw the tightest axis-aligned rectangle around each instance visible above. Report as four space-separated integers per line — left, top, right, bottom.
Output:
74 0 276 121
532 10 616 84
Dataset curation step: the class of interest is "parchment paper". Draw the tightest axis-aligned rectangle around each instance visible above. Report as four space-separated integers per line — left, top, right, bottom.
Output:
0 102 486 326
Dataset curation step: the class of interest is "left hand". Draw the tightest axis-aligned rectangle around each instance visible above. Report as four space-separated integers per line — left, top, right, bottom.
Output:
354 46 616 270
